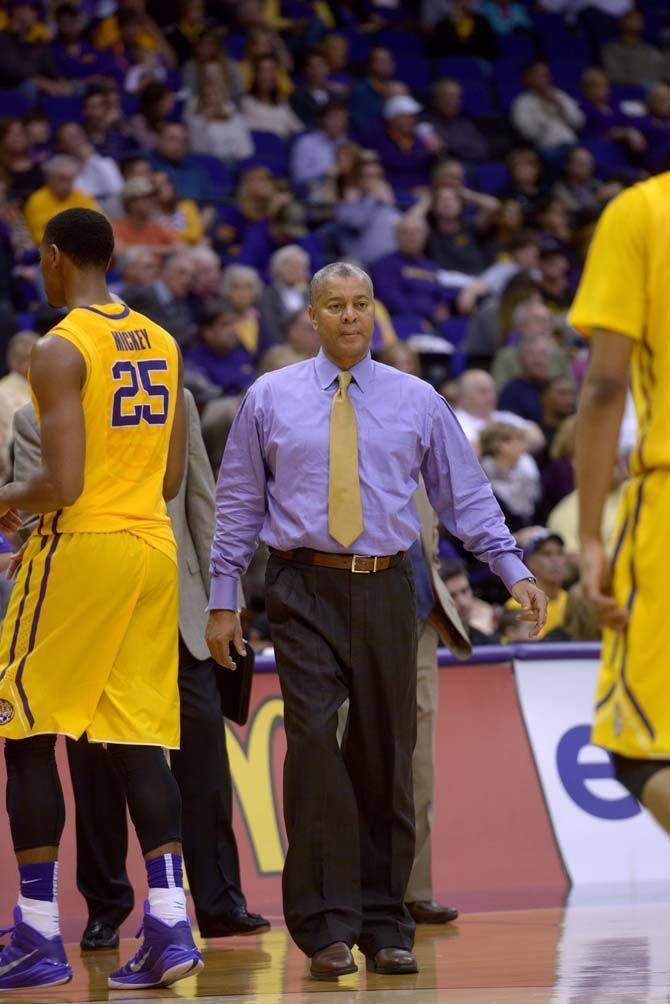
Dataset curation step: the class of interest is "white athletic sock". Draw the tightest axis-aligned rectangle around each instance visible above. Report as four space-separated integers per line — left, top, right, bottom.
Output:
17 895 60 939
147 887 188 927
146 853 188 926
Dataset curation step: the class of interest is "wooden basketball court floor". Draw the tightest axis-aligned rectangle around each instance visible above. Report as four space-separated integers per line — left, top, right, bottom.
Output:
6 894 670 1004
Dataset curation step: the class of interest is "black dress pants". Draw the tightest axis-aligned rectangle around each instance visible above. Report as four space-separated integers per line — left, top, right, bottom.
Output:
265 554 417 959
67 637 246 927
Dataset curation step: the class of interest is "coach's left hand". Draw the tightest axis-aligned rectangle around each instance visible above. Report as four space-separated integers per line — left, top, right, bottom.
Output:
510 579 548 639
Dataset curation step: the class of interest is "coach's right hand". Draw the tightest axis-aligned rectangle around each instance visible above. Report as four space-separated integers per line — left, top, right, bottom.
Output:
206 610 246 670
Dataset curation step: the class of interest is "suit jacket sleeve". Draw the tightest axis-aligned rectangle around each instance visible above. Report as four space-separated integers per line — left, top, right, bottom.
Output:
184 391 246 608
11 404 42 536
184 390 216 594
12 404 41 483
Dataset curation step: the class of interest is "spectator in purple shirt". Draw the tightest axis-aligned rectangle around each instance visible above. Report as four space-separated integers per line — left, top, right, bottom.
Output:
424 79 491 164
184 302 256 397
366 95 436 197
50 3 116 81
498 334 554 424
238 202 325 279
579 67 647 159
371 215 452 328
82 85 139 160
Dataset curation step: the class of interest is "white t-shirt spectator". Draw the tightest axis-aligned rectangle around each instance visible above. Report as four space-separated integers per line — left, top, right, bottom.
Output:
187 111 254 165
240 96 304 140
511 90 584 150
481 452 541 523
454 407 538 451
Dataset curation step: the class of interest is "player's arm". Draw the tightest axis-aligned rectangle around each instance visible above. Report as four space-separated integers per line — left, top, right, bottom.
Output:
163 347 186 502
575 329 632 631
0 335 86 515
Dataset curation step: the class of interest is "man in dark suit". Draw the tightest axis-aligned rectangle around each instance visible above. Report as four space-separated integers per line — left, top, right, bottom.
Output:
11 391 269 947
404 484 470 924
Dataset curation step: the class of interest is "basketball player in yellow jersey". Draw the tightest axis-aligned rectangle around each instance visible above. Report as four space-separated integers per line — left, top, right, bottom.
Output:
0 209 204 993
571 173 670 836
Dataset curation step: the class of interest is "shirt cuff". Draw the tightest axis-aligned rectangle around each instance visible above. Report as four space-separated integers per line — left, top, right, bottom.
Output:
208 574 240 612
492 553 534 594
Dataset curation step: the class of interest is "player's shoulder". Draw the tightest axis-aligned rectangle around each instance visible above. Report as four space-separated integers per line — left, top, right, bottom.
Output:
605 174 664 222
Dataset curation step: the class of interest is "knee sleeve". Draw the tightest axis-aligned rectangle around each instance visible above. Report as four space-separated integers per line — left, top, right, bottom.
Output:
106 744 181 856
4 736 66 852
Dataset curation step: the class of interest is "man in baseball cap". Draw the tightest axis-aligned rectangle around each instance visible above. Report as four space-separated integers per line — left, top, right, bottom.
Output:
367 92 434 195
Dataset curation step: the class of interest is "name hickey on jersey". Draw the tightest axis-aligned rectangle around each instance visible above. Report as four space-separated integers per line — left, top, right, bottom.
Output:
111 329 153 352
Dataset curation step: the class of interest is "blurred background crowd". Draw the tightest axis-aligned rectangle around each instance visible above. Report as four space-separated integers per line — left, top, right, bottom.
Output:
0 0 664 646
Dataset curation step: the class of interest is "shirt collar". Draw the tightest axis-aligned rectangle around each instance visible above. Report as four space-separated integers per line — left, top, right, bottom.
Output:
315 348 373 393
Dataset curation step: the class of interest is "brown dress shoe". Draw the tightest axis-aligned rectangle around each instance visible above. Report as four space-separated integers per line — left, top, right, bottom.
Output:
310 942 358 980
367 947 419 974
407 900 459 924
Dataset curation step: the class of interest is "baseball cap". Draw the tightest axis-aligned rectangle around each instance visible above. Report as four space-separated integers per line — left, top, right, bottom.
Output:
523 528 564 561
539 236 569 259
383 95 422 120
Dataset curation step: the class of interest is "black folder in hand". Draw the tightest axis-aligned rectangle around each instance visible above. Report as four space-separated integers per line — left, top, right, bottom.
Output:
216 644 255 726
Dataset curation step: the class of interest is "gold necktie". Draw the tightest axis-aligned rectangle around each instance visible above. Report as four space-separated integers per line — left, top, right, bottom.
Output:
328 371 364 548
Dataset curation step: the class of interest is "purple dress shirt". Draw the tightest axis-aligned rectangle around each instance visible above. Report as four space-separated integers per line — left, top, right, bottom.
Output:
209 350 531 609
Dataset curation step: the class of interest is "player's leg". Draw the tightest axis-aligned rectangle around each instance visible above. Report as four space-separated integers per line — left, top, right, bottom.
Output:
640 770 670 833
89 541 202 989
65 736 133 950
0 735 72 991
612 754 670 834
104 743 203 990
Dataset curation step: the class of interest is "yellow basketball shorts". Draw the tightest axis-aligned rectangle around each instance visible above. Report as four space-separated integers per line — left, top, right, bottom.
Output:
593 471 670 758
0 530 179 748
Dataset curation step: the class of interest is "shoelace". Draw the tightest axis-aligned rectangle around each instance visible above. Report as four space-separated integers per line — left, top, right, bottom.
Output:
122 921 147 968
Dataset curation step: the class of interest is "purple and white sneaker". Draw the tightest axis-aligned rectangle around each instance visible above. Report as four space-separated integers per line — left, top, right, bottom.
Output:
108 907 203 990
0 907 72 991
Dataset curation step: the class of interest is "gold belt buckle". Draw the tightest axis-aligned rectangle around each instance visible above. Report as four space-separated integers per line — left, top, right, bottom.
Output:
351 555 378 573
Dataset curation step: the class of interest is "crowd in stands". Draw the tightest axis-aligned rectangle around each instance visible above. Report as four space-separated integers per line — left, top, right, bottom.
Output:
0 0 666 645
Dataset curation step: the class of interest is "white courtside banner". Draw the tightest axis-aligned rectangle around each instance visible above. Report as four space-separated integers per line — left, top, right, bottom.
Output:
514 658 670 885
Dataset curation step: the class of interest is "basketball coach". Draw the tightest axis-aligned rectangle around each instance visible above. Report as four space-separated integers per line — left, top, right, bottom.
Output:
206 263 547 979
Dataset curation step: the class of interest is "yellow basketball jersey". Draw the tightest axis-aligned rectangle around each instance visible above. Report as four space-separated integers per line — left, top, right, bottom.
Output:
569 172 670 476
34 303 179 563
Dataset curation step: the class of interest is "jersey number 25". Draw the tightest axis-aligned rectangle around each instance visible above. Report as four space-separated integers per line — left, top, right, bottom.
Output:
111 359 170 427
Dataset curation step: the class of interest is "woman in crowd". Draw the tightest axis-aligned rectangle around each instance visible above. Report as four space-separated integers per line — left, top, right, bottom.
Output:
212 163 278 257
220 264 266 358
181 27 244 102
479 421 541 532
240 56 304 139
154 170 205 245
131 80 177 150
0 119 44 206
186 80 254 165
